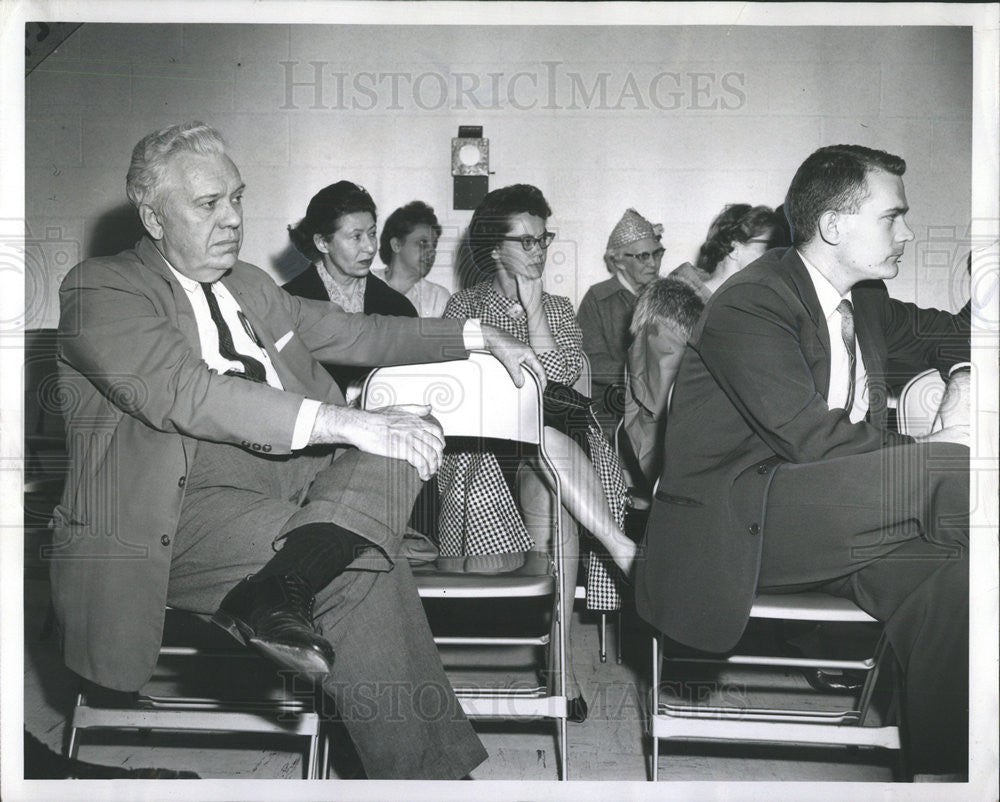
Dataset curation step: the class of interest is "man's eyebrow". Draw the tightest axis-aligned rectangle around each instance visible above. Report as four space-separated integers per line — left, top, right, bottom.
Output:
192 182 245 203
884 204 909 215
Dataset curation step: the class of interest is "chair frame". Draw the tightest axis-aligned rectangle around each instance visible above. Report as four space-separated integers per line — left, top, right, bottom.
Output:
645 368 924 780
65 611 330 779
648 593 902 781
362 351 570 779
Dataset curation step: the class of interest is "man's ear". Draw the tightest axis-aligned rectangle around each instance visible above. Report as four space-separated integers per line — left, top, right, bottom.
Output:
138 203 163 240
817 210 841 246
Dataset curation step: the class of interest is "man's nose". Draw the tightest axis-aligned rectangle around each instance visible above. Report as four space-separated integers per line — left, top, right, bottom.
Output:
219 201 241 228
898 219 914 242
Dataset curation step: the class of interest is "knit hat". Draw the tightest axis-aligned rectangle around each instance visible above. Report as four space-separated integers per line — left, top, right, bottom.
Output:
607 208 663 251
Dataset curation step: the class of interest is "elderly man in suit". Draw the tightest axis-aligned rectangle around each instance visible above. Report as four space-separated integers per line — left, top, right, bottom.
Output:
52 121 544 779
636 145 971 778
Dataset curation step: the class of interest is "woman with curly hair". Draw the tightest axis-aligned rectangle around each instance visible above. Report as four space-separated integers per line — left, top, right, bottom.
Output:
670 203 781 300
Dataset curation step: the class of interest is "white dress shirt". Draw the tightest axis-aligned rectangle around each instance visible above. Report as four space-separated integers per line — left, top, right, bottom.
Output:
370 266 451 318
799 253 869 423
166 261 486 449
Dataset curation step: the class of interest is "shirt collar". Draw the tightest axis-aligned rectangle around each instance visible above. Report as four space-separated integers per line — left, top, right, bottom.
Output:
162 257 202 295
798 250 848 320
614 272 638 296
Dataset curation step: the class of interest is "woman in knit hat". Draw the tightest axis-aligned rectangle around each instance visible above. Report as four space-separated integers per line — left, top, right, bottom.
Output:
577 209 664 434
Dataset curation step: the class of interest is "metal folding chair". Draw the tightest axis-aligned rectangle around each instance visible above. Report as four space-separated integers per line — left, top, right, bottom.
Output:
572 353 624 664
65 608 329 778
648 593 901 780
362 351 570 779
27 328 330 779
646 363 918 780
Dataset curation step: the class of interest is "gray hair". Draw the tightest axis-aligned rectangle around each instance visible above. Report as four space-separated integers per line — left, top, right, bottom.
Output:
126 121 227 209
630 277 704 339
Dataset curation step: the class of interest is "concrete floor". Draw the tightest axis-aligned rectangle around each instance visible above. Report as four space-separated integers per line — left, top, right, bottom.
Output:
22 574 905 787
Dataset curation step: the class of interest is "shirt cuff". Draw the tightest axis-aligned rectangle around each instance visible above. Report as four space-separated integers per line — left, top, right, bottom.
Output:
292 399 322 450
462 318 485 351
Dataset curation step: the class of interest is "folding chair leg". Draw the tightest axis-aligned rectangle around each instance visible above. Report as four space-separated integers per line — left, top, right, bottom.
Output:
616 610 623 664
651 732 659 782
599 614 607 663
321 725 331 779
65 691 84 760
650 635 660 782
558 715 568 781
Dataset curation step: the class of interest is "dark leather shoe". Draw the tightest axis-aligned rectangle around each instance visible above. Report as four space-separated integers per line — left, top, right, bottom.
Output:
567 695 589 723
212 573 335 676
802 668 865 693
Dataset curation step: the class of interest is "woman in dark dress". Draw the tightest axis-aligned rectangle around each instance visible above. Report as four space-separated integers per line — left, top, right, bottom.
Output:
285 181 417 397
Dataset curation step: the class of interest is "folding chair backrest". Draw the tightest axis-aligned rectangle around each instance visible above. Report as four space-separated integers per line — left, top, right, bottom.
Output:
362 351 544 446
896 367 945 437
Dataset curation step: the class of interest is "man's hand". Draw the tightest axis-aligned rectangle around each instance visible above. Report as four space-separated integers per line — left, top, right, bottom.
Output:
308 403 445 480
936 368 971 430
481 325 546 390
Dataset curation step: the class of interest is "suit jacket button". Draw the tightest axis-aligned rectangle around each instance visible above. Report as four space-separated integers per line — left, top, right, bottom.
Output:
757 464 769 475
178 476 186 488
748 523 760 536
160 534 171 546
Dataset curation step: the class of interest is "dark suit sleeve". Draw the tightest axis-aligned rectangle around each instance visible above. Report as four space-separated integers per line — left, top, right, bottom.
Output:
694 282 912 465
872 283 971 386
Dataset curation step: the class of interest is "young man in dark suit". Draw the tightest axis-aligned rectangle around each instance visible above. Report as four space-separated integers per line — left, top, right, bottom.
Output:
637 145 971 778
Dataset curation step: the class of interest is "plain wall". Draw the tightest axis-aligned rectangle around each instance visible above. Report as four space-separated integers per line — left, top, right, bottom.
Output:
24 24 973 329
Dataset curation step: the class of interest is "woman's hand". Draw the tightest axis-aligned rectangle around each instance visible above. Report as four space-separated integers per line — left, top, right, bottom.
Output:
513 272 544 317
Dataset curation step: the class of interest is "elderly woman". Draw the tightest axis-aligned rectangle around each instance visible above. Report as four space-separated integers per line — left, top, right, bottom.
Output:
670 203 779 300
285 181 416 395
439 184 636 719
577 209 664 433
372 200 451 317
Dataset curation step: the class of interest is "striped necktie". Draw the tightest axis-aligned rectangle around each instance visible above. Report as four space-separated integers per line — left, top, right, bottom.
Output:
200 282 267 383
836 298 856 414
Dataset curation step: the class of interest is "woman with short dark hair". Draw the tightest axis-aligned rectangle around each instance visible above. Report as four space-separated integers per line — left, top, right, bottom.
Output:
285 181 416 395
439 184 635 720
372 200 450 317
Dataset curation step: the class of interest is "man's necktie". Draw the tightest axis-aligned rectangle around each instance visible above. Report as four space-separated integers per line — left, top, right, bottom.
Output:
199 282 267 383
837 298 856 414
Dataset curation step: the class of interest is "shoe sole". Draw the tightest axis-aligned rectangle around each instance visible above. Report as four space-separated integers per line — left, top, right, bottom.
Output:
249 637 334 676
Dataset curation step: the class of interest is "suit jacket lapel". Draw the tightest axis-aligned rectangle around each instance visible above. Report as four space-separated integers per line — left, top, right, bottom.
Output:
851 285 889 428
220 272 315 396
136 237 203 357
784 249 832 398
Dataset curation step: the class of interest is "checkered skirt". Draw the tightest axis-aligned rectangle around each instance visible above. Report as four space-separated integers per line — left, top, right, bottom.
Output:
436 282 627 611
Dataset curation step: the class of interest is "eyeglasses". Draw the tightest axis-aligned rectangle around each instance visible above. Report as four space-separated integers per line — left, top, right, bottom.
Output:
500 231 556 251
746 238 772 246
622 247 665 264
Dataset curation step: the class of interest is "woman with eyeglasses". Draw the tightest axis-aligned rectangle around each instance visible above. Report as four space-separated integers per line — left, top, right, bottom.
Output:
285 181 417 397
438 184 636 721
577 209 665 435
669 203 781 301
